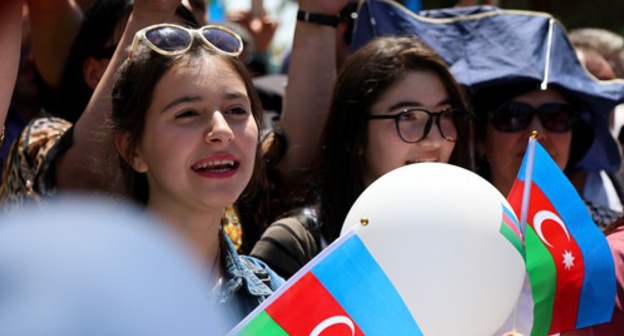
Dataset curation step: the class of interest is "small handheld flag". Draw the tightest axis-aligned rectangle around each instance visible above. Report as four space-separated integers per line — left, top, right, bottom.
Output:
507 137 616 335
230 224 422 335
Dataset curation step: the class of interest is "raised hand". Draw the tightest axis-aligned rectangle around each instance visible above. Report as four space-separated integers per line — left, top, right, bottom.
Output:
299 0 350 15
227 9 278 54
132 0 182 25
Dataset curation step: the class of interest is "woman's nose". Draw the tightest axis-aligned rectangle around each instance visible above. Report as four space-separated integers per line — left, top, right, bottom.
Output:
205 112 234 144
418 123 445 149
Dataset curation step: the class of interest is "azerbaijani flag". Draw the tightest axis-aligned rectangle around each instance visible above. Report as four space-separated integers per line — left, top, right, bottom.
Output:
230 229 422 335
506 138 616 335
500 203 525 260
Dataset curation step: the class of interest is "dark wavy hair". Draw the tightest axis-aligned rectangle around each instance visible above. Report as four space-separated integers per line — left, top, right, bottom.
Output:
312 36 475 243
111 39 268 252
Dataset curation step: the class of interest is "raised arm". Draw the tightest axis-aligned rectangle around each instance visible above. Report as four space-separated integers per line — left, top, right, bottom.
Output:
26 0 83 88
276 0 349 190
0 0 23 128
56 0 182 193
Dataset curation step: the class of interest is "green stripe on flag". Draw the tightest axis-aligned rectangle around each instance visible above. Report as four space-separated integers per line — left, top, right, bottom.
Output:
499 222 526 260
235 310 289 336
525 225 556 336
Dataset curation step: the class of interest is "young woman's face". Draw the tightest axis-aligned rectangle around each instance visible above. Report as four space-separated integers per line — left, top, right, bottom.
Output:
483 88 573 195
131 56 258 215
362 70 456 186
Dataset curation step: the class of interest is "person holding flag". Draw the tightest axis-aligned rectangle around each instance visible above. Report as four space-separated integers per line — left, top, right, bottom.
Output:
507 135 617 335
346 1 624 333
453 13 624 336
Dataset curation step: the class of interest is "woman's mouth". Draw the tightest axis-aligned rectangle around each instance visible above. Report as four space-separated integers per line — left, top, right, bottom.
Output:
191 159 240 176
406 158 439 165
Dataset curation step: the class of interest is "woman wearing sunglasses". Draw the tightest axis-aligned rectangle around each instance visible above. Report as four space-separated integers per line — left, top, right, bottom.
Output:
251 36 475 279
473 83 622 228
110 22 283 325
474 85 577 194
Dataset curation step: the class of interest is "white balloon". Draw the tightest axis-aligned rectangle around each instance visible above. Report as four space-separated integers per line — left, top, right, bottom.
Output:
341 163 525 336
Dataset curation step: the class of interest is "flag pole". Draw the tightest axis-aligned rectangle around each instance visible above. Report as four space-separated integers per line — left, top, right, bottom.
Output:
365 0 378 37
511 131 538 335
519 131 538 238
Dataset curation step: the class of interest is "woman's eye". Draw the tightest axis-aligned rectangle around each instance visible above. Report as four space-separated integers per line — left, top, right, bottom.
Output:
399 111 420 121
175 109 199 119
226 107 249 116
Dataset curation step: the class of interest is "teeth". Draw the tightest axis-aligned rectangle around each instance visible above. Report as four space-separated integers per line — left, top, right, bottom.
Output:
406 158 438 164
193 160 235 170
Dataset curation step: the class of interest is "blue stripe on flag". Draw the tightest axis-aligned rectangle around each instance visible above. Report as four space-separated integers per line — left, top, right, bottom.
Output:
517 142 616 327
312 234 422 335
502 204 520 227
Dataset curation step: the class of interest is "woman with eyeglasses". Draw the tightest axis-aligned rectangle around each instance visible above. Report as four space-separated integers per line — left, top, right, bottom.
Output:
250 36 475 279
110 18 283 327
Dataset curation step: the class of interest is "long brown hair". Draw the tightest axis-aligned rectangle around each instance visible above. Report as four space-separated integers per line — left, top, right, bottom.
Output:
111 40 269 251
605 216 624 236
312 36 475 242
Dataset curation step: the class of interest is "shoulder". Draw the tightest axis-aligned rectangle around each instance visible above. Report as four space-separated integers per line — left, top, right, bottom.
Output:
265 215 315 242
0 117 73 209
608 227 624 256
239 255 285 291
251 208 321 279
254 210 320 254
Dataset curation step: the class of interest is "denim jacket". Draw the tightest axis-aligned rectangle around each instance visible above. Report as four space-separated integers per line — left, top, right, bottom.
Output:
215 230 284 328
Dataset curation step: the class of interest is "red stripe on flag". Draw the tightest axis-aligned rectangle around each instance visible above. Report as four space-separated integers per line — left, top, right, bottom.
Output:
502 211 522 238
265 272 365 335
511 180 585 333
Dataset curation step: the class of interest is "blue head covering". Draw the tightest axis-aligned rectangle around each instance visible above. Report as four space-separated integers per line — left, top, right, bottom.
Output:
351 0 624 173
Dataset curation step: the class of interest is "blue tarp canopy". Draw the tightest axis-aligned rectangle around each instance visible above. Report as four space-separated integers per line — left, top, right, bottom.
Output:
351 0 624 172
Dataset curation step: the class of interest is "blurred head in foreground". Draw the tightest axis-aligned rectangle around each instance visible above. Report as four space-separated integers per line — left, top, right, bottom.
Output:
0 196 229 336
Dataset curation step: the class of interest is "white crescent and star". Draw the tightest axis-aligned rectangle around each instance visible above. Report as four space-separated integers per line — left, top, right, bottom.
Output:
309 316 356 336
533 210 570 248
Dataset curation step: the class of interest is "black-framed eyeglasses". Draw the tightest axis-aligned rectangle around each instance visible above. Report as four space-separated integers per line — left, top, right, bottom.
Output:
367 107 462 143
490 101 577 133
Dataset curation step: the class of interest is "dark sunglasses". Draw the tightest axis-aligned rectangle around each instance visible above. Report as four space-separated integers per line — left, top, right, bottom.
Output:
129 24 243 60
489 102 577 133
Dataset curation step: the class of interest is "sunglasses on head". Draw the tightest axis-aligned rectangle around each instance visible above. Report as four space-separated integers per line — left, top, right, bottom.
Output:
489 101 577 133
129 23 243 60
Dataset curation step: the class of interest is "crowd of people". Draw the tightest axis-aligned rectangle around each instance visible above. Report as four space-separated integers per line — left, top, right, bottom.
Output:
1 0 624 334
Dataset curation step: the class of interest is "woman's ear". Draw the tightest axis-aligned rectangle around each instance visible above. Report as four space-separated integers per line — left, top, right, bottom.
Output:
114 132 148 173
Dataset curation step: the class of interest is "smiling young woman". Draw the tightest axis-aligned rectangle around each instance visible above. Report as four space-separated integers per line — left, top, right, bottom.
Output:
251 36 475 279
110 22 283 326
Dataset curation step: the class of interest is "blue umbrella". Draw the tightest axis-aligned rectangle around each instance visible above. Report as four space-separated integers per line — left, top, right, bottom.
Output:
351 0 624 173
